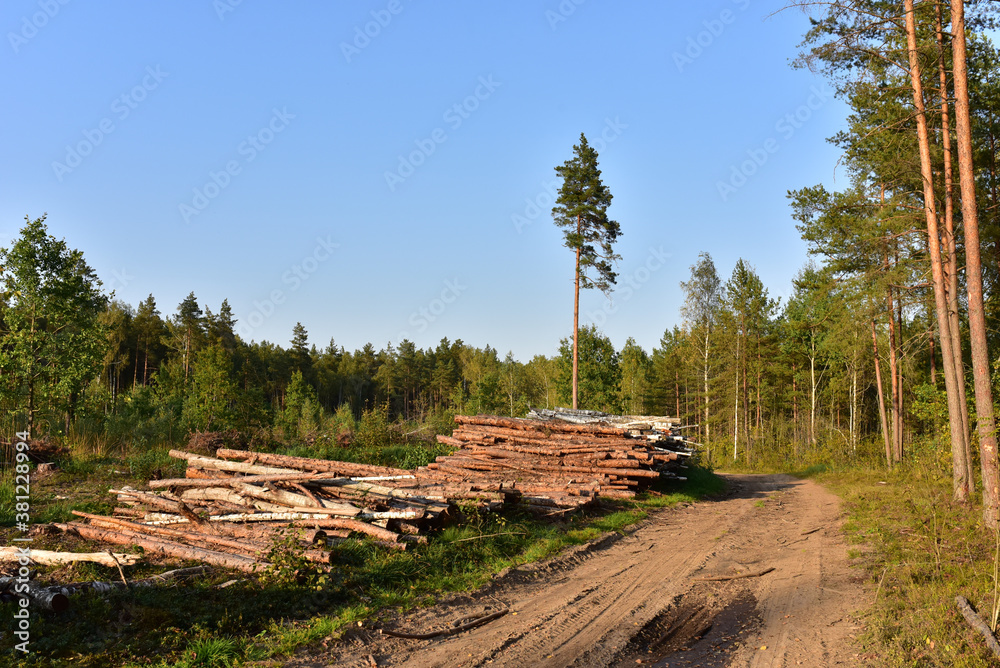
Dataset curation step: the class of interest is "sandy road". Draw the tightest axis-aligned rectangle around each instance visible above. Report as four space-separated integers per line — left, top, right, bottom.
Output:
299 474 866 668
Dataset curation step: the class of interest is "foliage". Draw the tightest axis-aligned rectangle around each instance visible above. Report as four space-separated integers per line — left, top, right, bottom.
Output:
0 215 107 437
555 325 621 412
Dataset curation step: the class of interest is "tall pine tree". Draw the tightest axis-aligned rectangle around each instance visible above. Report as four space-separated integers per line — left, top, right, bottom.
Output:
552 133 622 409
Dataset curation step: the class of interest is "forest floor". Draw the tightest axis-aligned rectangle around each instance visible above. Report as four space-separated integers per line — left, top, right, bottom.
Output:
282 474 867 668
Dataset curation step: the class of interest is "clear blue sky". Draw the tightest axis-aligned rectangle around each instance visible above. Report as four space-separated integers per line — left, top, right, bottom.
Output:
2 0 848 360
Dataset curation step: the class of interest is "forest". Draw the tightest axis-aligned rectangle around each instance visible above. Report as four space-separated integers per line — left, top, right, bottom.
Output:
10 2 1000 665
6 2 1000 495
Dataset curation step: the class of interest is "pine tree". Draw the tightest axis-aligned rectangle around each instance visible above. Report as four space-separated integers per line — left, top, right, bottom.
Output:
552 133 622 409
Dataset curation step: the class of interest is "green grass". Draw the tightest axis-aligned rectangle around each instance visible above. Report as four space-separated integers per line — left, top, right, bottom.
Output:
0 447 722 668
808 462 1000 667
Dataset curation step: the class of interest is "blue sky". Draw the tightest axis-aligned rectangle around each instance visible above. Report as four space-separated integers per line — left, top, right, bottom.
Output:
2 0 849 360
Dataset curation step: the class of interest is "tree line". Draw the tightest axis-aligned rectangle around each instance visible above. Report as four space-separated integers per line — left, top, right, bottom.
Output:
5 3 1000 525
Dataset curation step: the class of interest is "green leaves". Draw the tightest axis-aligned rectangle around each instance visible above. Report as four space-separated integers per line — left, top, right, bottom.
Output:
0 215 108 435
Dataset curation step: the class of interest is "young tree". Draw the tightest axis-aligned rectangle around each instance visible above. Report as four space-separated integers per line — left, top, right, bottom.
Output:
133 294 168 388
679 252 723 445
556 325 621 412
552 133 622 409
619 337 651 415
171 292 204 381
0 215 107 436
289 322 312 380
182 344 237 432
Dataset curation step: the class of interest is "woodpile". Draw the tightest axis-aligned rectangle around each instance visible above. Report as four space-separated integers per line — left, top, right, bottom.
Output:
420 412 691 511
54 411 692 573
55 449 445 573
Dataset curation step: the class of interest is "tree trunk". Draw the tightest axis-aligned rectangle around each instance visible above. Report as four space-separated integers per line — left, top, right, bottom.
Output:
675 370 681 422
952 0 1000 524
850 363 857 452
872 320 892 468
810 335 817 448
792 362 799 456
703 332 710 447
732 333 740 460
572 216 581 410
906 0 972 498
935 0 972 485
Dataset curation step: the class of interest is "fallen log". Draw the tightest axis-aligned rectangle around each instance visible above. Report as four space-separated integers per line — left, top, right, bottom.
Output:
72 512 331 565
292 518 402 543
956 595 1000 660
453 415 627 436
55 522 268 573
169 450 296 476
111 488 206 524
215 449 410 478
0 546 140 568
149 472 325 489
0 577 70 612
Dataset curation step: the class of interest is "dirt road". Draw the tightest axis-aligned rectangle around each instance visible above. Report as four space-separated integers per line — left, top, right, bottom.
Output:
306 474 866 667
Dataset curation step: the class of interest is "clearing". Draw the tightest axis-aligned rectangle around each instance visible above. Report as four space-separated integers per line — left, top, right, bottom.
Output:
289 473 866 667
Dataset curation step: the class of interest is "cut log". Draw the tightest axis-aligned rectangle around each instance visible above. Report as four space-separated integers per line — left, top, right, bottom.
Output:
453 415 627 436
292 518 402 543
55 522 268 573
0 546 141 568
215 449 411 478
149 472 324 489
72 512 331 565
0 577 70 612
169 450 295 476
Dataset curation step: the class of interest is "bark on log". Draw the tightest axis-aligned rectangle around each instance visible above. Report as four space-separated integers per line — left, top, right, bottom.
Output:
0 546 140 567
55 522 267 573
215 448 410 478
170 450 295 476
0 577 70 612
149 472 324 489
956 595 1000 660
453 415 627 436
72 512 332 565
111 488 206 524
291 518 402 543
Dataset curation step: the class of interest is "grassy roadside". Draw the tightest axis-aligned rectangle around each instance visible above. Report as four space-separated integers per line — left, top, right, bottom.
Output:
1 449 723 668
792 462 1000 667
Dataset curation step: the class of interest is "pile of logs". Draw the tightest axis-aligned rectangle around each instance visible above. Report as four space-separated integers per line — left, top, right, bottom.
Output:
56 449 445 573
54 412 692 573
423 414 691 511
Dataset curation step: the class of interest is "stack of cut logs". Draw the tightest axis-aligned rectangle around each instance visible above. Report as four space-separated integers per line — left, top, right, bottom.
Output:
425 414 690 511
55 412 691 573
55 449 443 573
